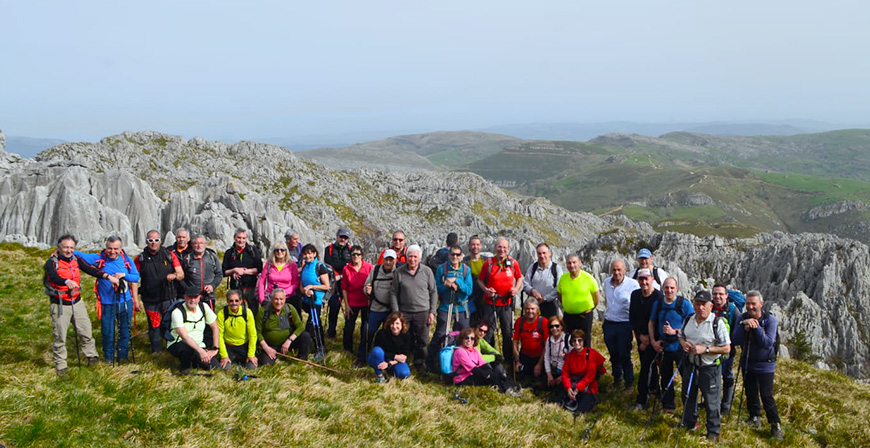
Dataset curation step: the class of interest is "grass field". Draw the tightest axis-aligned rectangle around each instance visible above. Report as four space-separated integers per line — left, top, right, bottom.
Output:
1 243 868 447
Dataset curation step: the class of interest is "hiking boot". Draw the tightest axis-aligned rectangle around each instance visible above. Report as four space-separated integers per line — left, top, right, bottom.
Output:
56 368 68 377
118 357 131 365
771 423 784 440
374 375 387 384
505 387 523 397
87 356 99 366
706 433 719 442
352 359 366 369
179 368 192 375
745 416 761 428
630 403 645 411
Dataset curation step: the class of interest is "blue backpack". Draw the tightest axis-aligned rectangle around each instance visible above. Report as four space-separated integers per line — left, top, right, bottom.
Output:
440 345 456 375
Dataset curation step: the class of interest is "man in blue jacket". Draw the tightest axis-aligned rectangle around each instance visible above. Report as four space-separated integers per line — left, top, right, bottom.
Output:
732 290 783 440
426 244 473 371
75 235 140 364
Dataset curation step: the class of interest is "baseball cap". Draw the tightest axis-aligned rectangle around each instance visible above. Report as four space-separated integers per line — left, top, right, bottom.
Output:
693 290 712 303
636 268 653 279
337 228 351 238
183 285 202 297
383 249 397 259
637 248 652 259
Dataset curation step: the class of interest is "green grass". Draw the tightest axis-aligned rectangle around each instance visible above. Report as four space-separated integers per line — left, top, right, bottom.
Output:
1 243 868 447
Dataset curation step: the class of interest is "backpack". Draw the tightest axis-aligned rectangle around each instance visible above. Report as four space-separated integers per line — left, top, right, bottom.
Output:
529 261 559 289
223 303 248 323
318 262 336 285
518 316 545 340
728 289 746 312
440 344 457 375
260 303 294 331
681 313 729 362
652 296 688 341
759 310 780 362
440 262 470 304
427 247 449 272
367 264 391 308
161 299 207 341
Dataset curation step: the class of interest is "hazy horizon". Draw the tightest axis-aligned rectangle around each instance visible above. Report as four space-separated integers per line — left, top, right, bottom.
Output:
2 1 869 144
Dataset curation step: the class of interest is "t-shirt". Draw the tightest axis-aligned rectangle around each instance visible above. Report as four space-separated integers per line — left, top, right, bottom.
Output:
169 303 217 348
679 312 731 366
557 270 600 314
512 316 549 358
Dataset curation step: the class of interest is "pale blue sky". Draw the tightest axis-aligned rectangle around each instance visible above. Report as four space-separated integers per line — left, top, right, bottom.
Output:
1 1 867 143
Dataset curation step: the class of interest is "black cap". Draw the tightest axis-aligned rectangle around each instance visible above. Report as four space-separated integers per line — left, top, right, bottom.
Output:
183 285 202 297
693 290 712 303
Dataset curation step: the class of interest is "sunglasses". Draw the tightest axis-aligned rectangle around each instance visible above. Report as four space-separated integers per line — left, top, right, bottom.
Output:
392 238 404 242
351 253 363 256
146 238 160 243
227 299 242 304
477 328 488 333
338 235 349 240
464 336 476 341
450 253 463 257
274 248 286 253
549 324 561 329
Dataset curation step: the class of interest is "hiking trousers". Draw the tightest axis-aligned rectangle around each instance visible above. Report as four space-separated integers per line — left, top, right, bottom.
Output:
50 301 99 370
343 305 369 363
101 300 132 361
681 363 722 436
602 320 634 387
143 300 172 353
168 341 220 371
744 370 780 424
481 303 514 364
426 308 470 369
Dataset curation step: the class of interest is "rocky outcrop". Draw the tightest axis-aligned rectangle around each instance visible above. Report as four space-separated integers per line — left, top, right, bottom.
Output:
581 231 870 378
802 200 868 222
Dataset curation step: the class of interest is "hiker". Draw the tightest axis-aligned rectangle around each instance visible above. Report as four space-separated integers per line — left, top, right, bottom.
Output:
222 228 263 315
390 244 437 374
217 289 258 369
258 241 301 314
452 327 520 395
168 228 192 299
629 268 663 410
731 290 783 440
181 235 222 311
368 311 413 382
561 329 606 413
512 298 549 384
284 229 303 264
602 258 639 390
543 315 569 390
523 243 564 320
167 286 220 372
299 244 331 358
426 244 472 371
426 232 458 271
75 235 140 364
477 237 523 365
342 246 373 365
712 283 740 415
256 287 311 364
364 249 397 348
678 290 732 443
473 319 505 370
378 230 408 264
631 248 669 290
648 277 693 412
135 230 184 354
556 254 600 347
324 227 353 338
463 235 489 321
45 234 106 375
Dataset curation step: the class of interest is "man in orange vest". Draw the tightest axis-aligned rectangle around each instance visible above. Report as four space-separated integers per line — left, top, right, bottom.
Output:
45 234 116 375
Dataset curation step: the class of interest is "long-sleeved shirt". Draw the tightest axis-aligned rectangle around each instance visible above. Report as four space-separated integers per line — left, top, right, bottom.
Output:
182 250 222 297
221 243 263 290
256 304 305 346
452 344 486 384
731 311 778 374
45 254 105 303
75 250 140 305
372 328 413 362
390 264 437 314
364 264 394 313
257 261 300 304
523 261 564 303
544 333 568 374
603 276 639 323
561 347 606 394
343 261 374 308
629 288 662 341
217 305 258 358
435 263 473 313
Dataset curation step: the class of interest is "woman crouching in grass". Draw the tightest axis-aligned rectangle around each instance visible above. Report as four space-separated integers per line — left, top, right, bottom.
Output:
452 327 521 395
561 329 606 413
368 312 412 383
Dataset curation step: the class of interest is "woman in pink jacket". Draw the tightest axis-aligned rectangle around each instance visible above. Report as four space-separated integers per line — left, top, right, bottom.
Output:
451 327 520 395
257 241 300 311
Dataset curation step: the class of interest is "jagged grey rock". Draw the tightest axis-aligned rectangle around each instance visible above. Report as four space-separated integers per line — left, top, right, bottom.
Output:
3 130 869 378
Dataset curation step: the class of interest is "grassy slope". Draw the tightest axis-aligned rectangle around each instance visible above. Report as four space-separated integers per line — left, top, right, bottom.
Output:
1 243 868 447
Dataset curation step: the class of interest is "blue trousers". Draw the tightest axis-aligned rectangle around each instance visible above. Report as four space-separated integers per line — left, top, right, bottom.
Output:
603 320 634 386
368 346 410 379
101 300 132 361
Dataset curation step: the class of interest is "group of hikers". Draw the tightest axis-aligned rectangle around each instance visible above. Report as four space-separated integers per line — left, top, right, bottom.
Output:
45 227 783 442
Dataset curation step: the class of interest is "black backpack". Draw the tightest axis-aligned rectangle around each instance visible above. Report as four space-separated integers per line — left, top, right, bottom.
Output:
529 261 559 289
161 299 207 341
223 303 249 323
681 313 729 362
652 296 688 341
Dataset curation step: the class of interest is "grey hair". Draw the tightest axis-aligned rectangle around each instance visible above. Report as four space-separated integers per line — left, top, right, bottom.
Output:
746 290 764 302
270 287 286 298
175 227 189 235
523 297 539 309
233 228 248 237
192 234 206 242
609 258 626 270
146 229 160 238
106 235 122 244
226 290 241 301
406 244 422 256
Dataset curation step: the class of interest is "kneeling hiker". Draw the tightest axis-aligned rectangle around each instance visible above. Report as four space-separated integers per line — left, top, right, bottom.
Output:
167 286 220 373
452 327 520 395
512 298 549 384
561 329 606 413
217 290 258 370
368 312 413 383
257 288 312 365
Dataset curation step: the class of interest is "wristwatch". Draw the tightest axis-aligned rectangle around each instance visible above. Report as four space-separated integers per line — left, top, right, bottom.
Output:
705 346 710 354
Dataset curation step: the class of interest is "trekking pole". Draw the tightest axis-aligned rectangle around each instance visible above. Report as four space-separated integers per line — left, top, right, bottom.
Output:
275 352 344 374
640 354 683 441
736 337 751 425
114 288 120 367
69 287 83 368
581 410 603 445
675 363 696 448
310 303 326 362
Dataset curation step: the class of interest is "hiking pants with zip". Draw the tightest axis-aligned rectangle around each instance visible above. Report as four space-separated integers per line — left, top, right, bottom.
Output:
681 363 722 436
50 301 99 370
144 300 172 353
